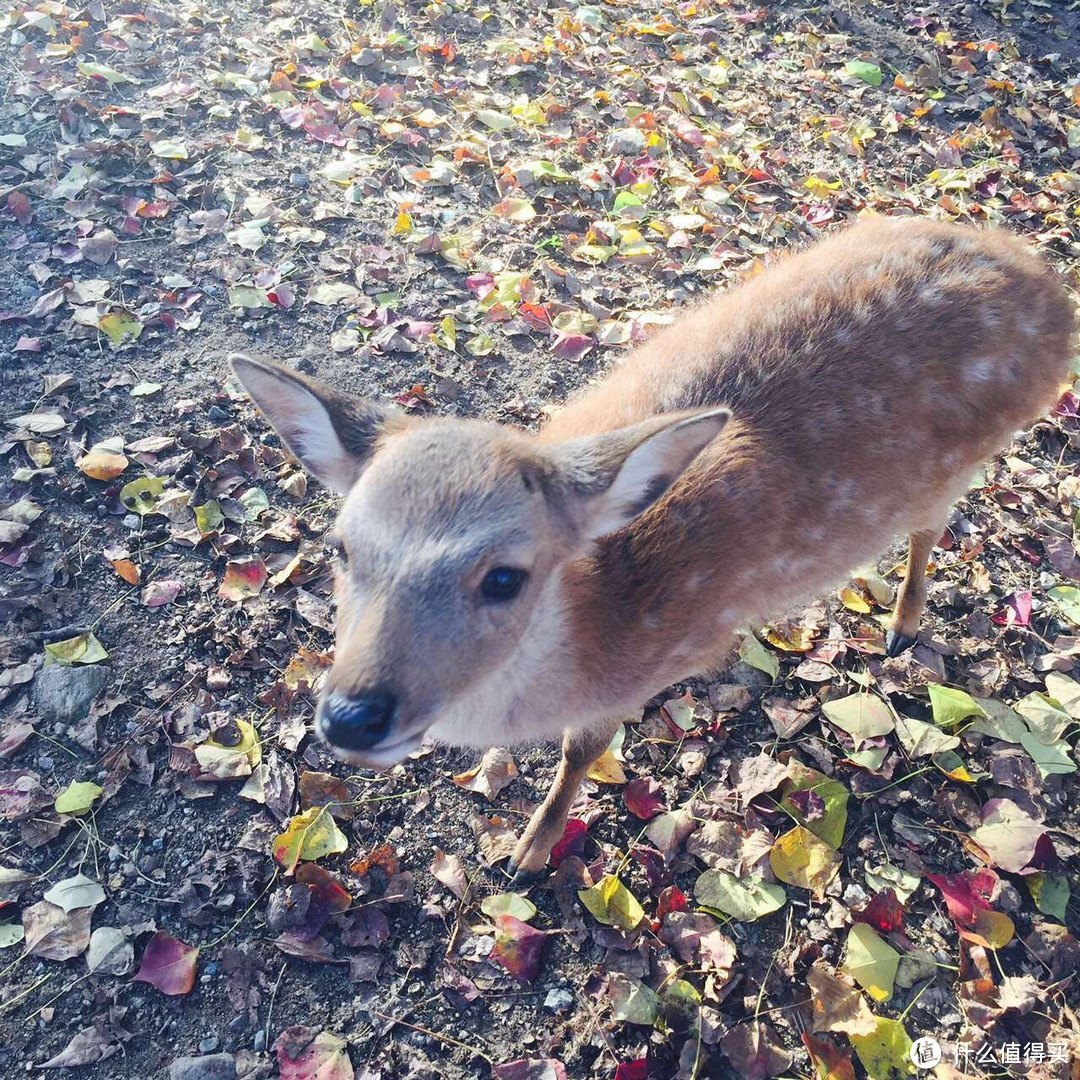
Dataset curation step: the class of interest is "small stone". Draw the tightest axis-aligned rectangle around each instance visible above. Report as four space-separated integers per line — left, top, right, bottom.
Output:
31 664 110 725
168 1053 236 1080
252 1031 266 1052
543 988 574 1013
198 1034 220 1053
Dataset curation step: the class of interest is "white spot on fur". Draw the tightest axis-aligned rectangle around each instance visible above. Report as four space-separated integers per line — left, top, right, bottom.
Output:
969 357 993 383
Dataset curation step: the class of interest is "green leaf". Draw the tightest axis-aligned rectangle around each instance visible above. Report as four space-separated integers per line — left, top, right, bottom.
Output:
477 109 515 130
695 869 786 921
738 632 778 680
480 892 537 923
150 139 189 160
99 312 143 347
44 632 108 667
578 875 644 930
608 972 660 1025
227 286 273 309
968 698 1027 742
850 1017 914 1080
54 780 104 816
1019 731 1077 778
1015 692 1071 744
894 716 959 757
1027 873 1069 921
193 500 224 536
864 862 920 904
0 923 24 949
272 805 349 874
1048 586 1080 626
120 476 166 516
78 61 134 84
927 684 984 726
779 761 849 849
821 692 894 747
841 923 899 1002
770 826 842 899
845 60 883 86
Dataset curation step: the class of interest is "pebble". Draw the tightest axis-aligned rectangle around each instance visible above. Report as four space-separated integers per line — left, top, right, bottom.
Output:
543 988 574 1013
199 1035 220 1053
31 663 111 726
168 1053 236 1080
252 1031 266 1052
207 406 230 422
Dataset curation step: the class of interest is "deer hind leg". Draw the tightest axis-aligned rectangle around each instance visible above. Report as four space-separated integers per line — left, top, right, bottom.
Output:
509 718 622 886
886 527 939 657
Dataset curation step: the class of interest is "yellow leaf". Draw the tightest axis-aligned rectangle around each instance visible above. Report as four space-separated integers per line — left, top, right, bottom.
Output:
838 585 872 613
98 312 143 346
44 632 108 666
79 445 129 481
770 826 841 899
272 805 348 874
587 724 626 783
578 875 644 930
392 210 413 235
850 1017 914 1080
194 719 262 780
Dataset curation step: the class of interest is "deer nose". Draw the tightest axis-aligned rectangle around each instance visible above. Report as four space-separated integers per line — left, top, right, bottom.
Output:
321 690 397 750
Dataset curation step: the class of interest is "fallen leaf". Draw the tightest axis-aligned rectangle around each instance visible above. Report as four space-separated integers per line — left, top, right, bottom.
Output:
820 693 894 747
623 777 665 820
770 826 841 899
491 914 547 981
578 876 644 930
608 972 660 1025
42 873 105 913
44 632 108 666
218 556 268 601
54 780 103 816
132 931 199 995
841 923 899 1002
22 900 92 960
273 806 349 874
849 1017 913 1080
806 962 877 1036
695 869 786 922
453 747 518 800
79 445 128 481
276 1027 354 1080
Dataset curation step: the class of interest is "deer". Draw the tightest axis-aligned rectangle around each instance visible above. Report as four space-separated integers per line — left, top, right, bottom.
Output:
231 216 1074 883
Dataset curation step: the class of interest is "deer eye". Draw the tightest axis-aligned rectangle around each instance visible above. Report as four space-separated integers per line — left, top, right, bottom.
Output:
480 566 528 603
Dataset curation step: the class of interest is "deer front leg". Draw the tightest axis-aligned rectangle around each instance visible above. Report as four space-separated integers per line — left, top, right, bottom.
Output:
509 718 622 885
885 528 938 657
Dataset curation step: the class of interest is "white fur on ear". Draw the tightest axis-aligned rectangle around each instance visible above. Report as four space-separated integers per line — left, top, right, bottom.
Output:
229 353 365 493
584 408 731 540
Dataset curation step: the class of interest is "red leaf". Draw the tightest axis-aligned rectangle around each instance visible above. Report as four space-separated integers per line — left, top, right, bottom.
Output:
656 885 688 920
991 590 1031 627
852 888 905 934
218 556 267 601
491 914 547 982
551 332 593 361
6 191 31 225
276 1027 353 1080
926 869 997 927
614 1062 648 1080
550 819 587 868
623 777 664 820
132 931 199 995
802 1033 856 1080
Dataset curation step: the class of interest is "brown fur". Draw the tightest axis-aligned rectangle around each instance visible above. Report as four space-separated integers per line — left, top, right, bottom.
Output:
547 217 1072 701
232 217 1074 876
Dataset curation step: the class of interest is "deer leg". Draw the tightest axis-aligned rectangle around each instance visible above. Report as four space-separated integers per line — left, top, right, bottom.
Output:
886 528 938 657
509 718 621 886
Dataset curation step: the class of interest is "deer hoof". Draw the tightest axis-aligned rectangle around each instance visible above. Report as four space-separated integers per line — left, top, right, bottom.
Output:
507 860 549 889
885 629 917 657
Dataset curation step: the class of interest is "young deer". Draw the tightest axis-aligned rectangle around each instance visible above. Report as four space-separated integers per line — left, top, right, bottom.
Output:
232 217 1073 881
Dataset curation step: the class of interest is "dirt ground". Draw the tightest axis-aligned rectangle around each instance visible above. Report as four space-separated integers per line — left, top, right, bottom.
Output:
1 1 1080 1078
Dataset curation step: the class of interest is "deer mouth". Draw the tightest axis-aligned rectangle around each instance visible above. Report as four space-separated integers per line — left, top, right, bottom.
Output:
324 728 427 769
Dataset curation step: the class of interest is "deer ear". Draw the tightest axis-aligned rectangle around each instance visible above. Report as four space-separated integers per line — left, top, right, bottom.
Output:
555 408 731 541
229 353 400 493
